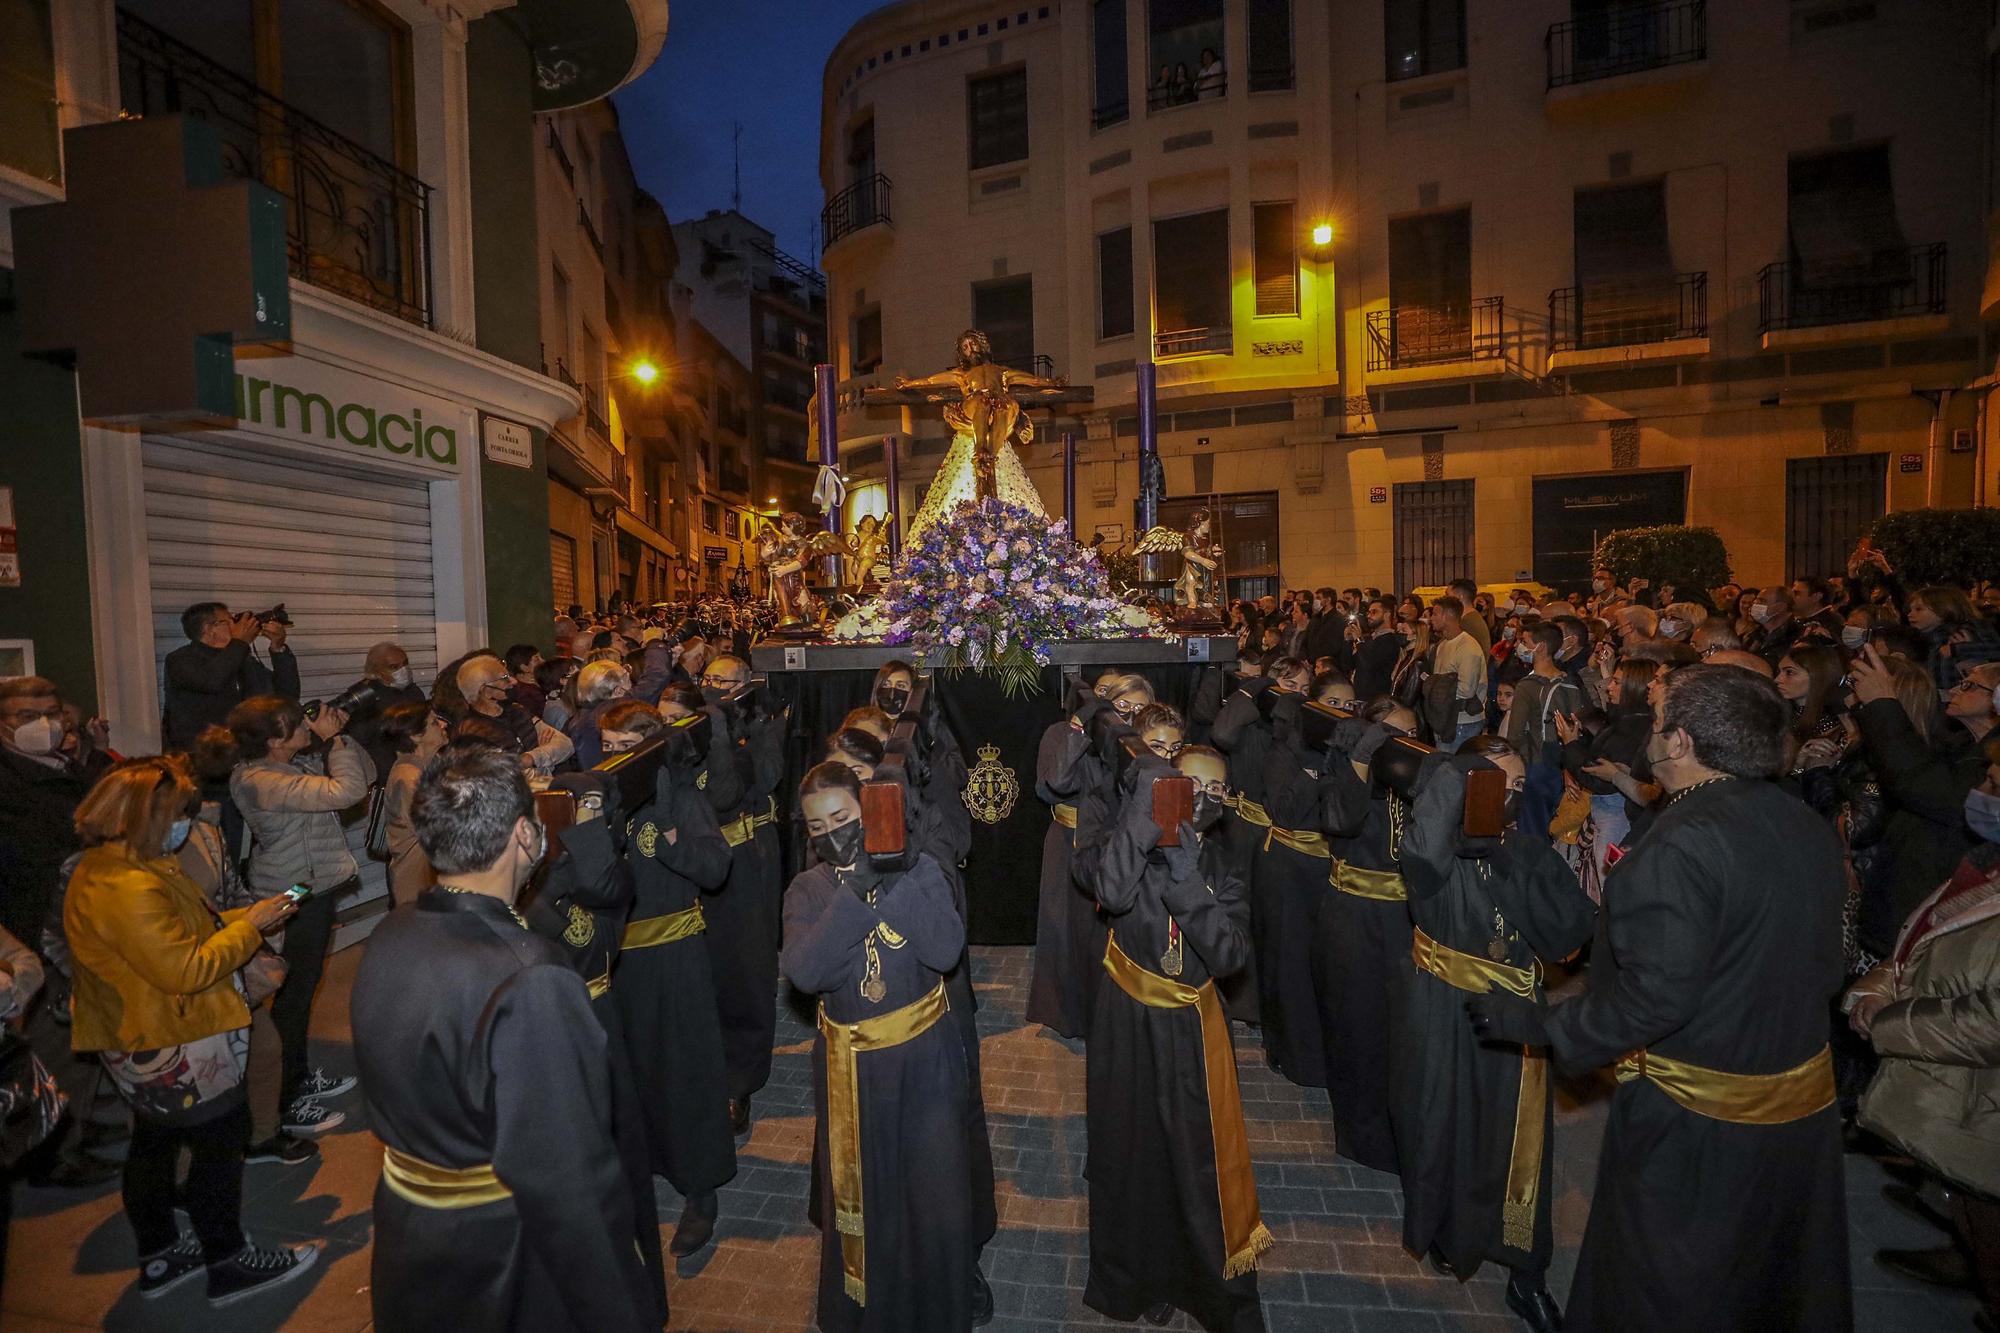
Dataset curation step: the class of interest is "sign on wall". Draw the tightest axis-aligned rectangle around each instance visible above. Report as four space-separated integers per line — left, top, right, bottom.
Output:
229 353 468 473
1898 454 1923 474
482 416 534 468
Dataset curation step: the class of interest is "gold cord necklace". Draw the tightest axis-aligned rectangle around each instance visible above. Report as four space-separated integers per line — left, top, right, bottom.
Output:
436 885 529 931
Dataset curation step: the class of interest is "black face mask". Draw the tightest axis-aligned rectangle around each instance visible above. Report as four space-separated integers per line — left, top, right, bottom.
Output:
812 819 866 870
1502 791 1522 828
701 684 731 708
877 685 910 716
1192 794 1226 832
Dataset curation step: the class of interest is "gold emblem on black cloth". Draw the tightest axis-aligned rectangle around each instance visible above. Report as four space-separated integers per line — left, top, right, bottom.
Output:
636 822 659 858
563 904 595 948
963 744 1020 824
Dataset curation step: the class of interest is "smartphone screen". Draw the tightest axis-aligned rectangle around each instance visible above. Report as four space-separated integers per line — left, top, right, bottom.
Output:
284 884 313 903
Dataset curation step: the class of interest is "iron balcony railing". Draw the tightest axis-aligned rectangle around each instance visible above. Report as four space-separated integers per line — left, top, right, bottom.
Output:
584 385 610 442
1155 326 1234 359
998 353 1056 379
1549 272 1707 352
1547 0 1706 89
1758 243 1947 333
821 173 893 248
545 123 574 184
1247 63 1295 93
1365 297 1503 371
578 202 604 259
1148 72 1226 111
116 9 435 328
1091 97 1130 129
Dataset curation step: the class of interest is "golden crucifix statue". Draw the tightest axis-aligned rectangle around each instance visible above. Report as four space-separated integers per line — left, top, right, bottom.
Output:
891 329 1070 501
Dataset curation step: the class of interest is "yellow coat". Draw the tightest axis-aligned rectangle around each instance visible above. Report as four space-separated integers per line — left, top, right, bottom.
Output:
65 844 262 1054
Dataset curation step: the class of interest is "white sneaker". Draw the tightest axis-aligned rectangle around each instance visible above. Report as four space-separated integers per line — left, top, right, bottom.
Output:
299 1067 357 1100
278 1098 346 1136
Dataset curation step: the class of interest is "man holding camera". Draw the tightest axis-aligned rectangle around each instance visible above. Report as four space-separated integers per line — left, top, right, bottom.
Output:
163 603 300 752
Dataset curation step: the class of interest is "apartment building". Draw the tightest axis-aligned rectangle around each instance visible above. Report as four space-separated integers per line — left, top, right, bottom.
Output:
818 0 1991 595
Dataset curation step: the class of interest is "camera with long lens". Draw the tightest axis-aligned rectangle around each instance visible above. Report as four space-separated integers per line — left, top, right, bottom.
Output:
248 603 293 626
302 678 382 723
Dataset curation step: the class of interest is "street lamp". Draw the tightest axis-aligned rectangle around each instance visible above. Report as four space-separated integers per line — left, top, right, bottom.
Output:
1310 222 1334 247
629 358 660 385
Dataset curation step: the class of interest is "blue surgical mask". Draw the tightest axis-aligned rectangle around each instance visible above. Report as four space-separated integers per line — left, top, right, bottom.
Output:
1840 626 1867 650
1965 789 2000 844
164 818 193 854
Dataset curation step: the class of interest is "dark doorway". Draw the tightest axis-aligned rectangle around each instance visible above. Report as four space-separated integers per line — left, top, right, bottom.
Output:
1531 470 1686 593
1786 453 1885 579
1393 479 1475 591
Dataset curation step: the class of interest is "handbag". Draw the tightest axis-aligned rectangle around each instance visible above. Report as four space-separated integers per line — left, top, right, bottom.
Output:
239 947 288 1006
363 783 392 861
1549 780 1593 844
0 1029 66 1170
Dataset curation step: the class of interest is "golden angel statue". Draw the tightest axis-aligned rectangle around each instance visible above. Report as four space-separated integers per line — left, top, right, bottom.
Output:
1134 508 1225 625
756 512 845 630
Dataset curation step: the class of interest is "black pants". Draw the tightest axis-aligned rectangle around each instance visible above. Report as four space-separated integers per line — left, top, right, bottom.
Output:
124 1098 250 1265
270 883 344 1112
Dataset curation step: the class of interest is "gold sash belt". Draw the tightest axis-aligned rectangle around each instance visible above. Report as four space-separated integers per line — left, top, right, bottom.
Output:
1102 933 1275 1280
1051 802 1078 829
380 1144 512 1210
721 797 779 848
1410 925 1540 999
1616 1045 1836 1125
585 971 611 999
1231 797 1273 828
1262 826 1331 858
819 979 952 1306
621 901 706 950
1407 926 1546 1250
1331 859 1407 901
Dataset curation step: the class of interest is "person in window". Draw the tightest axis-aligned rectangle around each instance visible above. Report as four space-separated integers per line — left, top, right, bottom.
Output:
1170 60 1194 104
65 757 315 1306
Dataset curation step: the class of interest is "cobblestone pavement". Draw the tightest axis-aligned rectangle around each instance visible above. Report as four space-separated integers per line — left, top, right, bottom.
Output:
1 945 1982 1331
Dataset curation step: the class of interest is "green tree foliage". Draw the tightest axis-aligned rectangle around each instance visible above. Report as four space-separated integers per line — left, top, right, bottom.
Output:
1866 508 2000 588
1592 525 1733 592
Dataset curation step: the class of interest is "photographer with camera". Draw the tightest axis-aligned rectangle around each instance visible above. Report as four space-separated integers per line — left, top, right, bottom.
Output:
163 603 300 753
224 695 374 1161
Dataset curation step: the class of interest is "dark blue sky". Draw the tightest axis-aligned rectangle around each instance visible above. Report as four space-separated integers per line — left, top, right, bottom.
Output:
612 0 886 264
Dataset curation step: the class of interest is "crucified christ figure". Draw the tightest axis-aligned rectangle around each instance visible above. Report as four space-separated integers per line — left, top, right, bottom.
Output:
893 328 1068 502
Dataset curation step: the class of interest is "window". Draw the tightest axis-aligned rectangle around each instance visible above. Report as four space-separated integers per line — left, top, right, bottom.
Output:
0 0 59 182
1570 180 1681 346
1092 0 1130 127
968 68 1029 169
1153 208 1232 355
1784 145 1925 326
1247 0 1294 91
1389 208 1471 314
1149 0 1226 107
1159 491 1279 602
1786 454 1885 580
550 264 573 370
972 276 1036 370
1385 0 1466 81
1393 478 1474 591
852 308 883 375
1252 202 1298 316
847 115 876 184
1098 227 1136 340
702 499 721 533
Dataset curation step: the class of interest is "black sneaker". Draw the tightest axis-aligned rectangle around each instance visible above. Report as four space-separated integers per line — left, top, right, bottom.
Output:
137 1233 204 1298
206 1241 320 1307
299 1067 357 1100
278 1098 346 1136
245 1132 319 1166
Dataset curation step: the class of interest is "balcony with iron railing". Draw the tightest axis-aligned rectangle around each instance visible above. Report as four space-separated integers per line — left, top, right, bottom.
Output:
1091 97 1130 130
1549 271 1707 354
1248 63 1295 93
578 202 604 260
1758 243 1948 339
1365 297 1503 373
1547 0 1707 90
584 384 611 442
1148 72 1227 112
997 353 1057 380
545 123 574 184
821 174 892 250
116 8 434 328
1155 327 1234 360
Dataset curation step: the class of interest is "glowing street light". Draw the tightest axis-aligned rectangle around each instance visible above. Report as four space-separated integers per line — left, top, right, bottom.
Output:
629 359 661 385
1310 222 1334 247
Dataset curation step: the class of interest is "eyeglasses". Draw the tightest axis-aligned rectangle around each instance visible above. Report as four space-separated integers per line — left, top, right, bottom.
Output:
0 702 62 722
1189 781 1231 799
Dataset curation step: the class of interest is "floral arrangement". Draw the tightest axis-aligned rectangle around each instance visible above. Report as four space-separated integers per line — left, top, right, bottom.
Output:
874 498 1146 694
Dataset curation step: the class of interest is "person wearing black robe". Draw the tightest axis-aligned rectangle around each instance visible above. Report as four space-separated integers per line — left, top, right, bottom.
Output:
692 660 787 1131
1393 744 1594 1332
520 774 666 1321
1078 745 1271 1333
1027 685 1119 1038
351 748 654 1333
1475 664 1852 1333
785 762 974 1333
613 732 738 1256
1253 691 1335 1087
1312 704 1420 1175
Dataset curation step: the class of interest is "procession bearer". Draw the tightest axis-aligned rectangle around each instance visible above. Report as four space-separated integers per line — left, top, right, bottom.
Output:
351 748 654 1333
784 761 977 1332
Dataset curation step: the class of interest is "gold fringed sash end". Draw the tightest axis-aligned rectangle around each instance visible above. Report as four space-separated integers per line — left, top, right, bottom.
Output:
1223 1221 1277 1279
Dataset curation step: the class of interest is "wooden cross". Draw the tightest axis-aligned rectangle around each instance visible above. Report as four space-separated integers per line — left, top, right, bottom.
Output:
13 114 292 427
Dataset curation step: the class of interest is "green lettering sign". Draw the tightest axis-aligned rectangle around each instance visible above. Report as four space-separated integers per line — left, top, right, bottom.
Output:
231 368 462 470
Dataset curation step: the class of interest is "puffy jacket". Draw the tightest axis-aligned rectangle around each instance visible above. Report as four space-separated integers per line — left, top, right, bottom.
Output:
1855 850 2000 1195
65 844 261 1053
230 735 375 895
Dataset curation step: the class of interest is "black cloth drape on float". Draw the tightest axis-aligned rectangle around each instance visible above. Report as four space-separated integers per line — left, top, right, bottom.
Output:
763 661 1213 945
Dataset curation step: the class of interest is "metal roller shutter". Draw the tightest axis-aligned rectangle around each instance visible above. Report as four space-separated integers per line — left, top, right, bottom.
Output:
142 437 440 939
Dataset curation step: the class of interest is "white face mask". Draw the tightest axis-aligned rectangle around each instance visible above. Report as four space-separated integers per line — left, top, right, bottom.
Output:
1592 579 1609 594
1658 617 1686 640
1750 602 1774 624
7 714 62 756
1840 626 1867 650
388 666 413 689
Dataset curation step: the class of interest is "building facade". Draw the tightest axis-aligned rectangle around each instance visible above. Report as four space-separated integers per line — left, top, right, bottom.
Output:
819 0 1992 596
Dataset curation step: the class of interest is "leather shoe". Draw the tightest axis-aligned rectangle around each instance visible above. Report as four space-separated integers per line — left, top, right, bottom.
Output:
728 1097 751 1137
669 1190 718 1258
970 1266 993 1326
1142 1302 1175 1327
1880 1182 1954 1236
1874 1244 1972 1290
1505 1272 1563 1333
